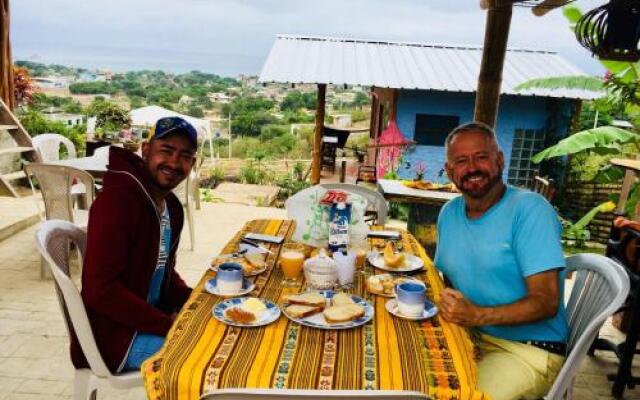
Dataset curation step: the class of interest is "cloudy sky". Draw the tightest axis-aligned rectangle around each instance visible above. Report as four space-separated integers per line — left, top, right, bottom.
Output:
11 0 606 77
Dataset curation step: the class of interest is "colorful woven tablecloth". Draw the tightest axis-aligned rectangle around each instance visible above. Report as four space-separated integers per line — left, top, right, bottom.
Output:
142 219 487 400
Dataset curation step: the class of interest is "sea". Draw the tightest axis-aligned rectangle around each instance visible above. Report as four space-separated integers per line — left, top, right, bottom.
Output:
13 44 264 78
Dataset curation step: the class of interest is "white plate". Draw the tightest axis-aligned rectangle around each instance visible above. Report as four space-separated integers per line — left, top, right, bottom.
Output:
366 274 425 297
282 290 374 330
367 252 424 273
385 299 438 321
205 278 255 297
209 258 267 277
212 297 280 327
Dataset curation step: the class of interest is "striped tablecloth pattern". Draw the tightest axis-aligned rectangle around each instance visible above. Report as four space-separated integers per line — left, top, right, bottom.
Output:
142 219 487 400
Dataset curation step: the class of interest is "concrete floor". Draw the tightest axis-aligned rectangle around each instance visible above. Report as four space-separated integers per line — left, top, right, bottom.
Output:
0 201 639 399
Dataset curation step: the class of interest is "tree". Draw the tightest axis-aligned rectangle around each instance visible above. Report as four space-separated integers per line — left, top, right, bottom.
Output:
86 98 129 131
352 91 369 108
13 66 36 106
69 81 117 95
187 105 204 118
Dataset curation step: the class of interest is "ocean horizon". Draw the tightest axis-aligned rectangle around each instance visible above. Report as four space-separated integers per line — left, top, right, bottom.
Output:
13 44 263 78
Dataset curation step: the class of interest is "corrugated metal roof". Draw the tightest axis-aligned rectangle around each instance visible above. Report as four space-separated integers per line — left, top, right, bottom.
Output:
259 35 601 100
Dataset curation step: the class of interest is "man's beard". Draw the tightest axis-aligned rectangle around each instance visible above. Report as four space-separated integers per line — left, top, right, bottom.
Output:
457 169 503 199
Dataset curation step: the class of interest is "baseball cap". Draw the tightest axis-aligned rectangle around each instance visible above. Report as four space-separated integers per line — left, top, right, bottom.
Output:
148 117 198 149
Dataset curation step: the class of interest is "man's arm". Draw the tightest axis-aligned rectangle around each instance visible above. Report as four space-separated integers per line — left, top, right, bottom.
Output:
439 269 560 327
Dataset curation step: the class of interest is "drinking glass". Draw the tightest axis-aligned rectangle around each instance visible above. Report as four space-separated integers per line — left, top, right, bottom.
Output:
279 242 306 287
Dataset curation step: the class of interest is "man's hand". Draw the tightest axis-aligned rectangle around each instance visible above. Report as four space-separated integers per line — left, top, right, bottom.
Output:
439 288 485 326
439 269 562 327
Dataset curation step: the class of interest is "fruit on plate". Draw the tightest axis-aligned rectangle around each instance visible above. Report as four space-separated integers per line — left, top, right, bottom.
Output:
383 242 405 268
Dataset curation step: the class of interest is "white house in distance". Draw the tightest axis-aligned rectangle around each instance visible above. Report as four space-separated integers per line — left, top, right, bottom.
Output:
42 108 83 126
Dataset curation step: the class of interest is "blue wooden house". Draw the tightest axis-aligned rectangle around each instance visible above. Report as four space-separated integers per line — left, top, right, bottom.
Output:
259 35 600 187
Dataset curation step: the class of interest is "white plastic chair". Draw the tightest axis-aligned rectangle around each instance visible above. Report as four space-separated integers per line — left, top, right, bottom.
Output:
200 389 430 399
32 133 77 161
173 169 197 250
25 164 95 278
34 220 142 400
321 183 388 225
545 253 630 399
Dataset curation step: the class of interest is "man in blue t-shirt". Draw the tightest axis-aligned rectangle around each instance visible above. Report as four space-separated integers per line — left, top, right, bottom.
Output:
434 121 568 400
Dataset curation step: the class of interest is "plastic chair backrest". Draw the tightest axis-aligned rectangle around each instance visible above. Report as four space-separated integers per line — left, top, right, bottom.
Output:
172 169 195 207
320 183 388 225
200 389 430 399
25 164 95 222
34 220 112 377
32 133 77 161
546 253 630 399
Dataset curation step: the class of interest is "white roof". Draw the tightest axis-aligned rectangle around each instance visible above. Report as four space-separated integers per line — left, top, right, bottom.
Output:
259 35 601 100
130 105 211 137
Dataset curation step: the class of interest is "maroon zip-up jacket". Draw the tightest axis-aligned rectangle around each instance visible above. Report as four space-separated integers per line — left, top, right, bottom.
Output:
71 146 192 372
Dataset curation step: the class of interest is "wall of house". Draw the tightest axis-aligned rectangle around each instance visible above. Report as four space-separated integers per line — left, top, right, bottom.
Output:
392 89 575 185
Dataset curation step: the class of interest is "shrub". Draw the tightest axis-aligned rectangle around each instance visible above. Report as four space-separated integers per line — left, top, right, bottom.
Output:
275 173 311 203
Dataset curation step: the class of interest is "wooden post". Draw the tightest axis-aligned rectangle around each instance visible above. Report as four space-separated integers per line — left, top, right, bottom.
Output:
474 1 513 127
310 83 326 185
0 0 14 111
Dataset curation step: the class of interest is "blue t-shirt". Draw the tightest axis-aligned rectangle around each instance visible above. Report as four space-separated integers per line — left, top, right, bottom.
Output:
434 185 568 342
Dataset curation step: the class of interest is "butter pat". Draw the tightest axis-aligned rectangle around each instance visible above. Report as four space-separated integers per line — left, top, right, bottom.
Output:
241 298 266 318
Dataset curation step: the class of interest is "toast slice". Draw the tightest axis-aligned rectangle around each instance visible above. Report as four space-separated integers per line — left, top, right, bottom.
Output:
285 291 326 308
244 252 266 269
323 304 365 324
285 304 322 319
331 292 355 306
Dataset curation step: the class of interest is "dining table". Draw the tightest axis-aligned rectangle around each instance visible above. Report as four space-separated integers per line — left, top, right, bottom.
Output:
49 155 108 178
141 219 487 400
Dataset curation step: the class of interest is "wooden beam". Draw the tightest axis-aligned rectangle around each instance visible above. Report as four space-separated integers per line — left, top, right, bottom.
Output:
0 0 14 111
310 83 326 185
474 1 513 127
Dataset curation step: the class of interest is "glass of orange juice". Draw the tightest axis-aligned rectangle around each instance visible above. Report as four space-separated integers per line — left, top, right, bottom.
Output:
279 242 306 286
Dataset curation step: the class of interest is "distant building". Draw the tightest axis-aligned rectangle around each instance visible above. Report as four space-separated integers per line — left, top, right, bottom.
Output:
43 109 84 126
330 114 352 129
33 76 72 89
259 35 603 187
208 92 233 103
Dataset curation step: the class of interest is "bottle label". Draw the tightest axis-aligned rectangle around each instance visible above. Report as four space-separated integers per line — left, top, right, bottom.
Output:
328 202 351 252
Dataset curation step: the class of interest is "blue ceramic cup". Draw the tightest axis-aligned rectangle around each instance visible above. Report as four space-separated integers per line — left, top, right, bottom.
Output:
395 282 426 317
216 262 244 294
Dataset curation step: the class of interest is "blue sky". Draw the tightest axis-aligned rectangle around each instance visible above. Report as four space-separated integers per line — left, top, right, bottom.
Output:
11 0 605 77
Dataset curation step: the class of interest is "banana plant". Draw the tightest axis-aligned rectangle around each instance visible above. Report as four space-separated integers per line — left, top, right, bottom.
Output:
531 126 639 163
561 201 617 247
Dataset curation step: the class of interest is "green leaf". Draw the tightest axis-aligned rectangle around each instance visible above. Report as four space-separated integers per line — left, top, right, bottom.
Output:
531 126 639 163
562 6 582 25
514 76 604 93
593 165 626 184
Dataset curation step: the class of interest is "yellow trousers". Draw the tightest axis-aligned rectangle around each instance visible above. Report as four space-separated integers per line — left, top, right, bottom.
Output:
475 333 565 400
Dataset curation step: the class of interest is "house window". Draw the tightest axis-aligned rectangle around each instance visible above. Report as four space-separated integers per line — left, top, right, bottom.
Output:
507 128 546 187
414 114 460 146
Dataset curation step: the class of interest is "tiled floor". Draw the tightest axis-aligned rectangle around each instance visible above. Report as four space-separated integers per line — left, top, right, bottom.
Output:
0 201 638 399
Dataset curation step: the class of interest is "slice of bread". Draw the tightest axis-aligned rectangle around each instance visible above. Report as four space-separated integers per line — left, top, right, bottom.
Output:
323 304 365 324
285 292 326 308
331 292 355 306
244 253 266 269
285 304 322 319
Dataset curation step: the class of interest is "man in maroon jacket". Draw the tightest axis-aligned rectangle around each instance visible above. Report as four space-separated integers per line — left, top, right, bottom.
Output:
76 117 197 372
